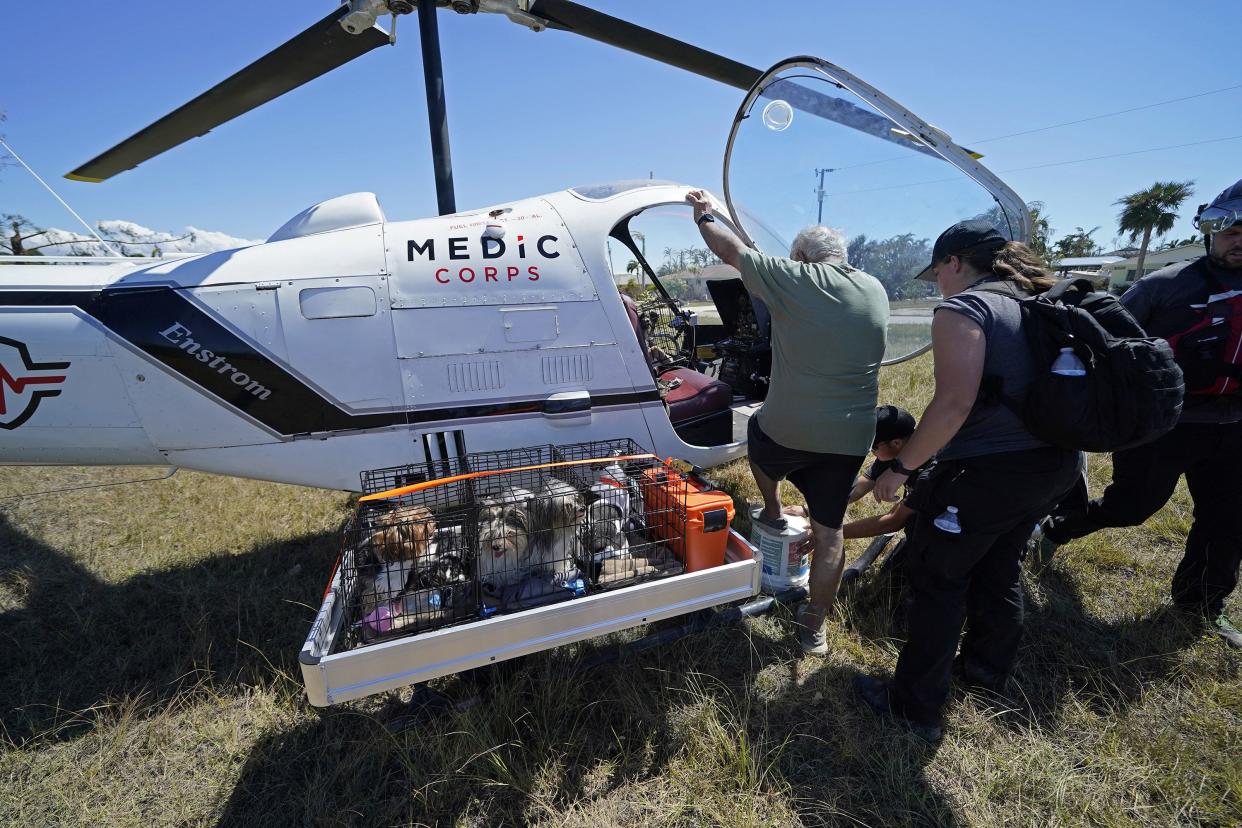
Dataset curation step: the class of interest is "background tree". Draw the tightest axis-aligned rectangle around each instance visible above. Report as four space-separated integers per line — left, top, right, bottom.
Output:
655 247 719 277
2 214 51 255
662 278 692 302
0 212 192 256
0 111 13 176
617 279 648 301
847 232 935 300
1026 201 1054 265
1157 234 1201 251
1115 180 1195 282
1052 226 1102 260
630 230 646 286
972 200 1053 265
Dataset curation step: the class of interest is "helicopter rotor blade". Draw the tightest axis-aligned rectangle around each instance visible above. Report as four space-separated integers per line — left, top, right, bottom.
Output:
527 0 759 89
66 6 392 182
523 0 944 159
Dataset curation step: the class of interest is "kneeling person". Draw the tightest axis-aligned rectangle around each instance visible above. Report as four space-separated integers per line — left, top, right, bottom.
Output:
842 407 923 604
846 405 920 513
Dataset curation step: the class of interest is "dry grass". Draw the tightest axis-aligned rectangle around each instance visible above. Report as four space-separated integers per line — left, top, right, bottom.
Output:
1 356 1239 827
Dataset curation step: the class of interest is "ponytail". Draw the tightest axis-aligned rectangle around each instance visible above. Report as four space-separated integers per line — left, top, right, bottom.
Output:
960 241 1057 294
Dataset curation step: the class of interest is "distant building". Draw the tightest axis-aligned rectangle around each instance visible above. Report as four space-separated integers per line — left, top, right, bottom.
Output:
1099 243 1206 293
1053 255 1123 280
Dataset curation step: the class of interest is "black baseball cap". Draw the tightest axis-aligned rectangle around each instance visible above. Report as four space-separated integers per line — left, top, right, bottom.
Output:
916 219 1008 281
873 405 916 446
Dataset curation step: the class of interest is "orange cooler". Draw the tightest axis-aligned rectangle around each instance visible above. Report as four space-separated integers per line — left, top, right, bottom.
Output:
640 465 735 571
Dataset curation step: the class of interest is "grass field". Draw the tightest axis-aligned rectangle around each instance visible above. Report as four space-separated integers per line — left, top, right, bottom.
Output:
1 357 1239 827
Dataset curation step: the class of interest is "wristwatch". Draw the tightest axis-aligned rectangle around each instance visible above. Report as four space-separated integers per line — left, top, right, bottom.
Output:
889 458 915 477
696 213 715 226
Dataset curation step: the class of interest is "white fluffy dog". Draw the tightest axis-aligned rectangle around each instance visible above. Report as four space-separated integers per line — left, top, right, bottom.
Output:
532 478 586 577
475 487 535 588
475 479 589 589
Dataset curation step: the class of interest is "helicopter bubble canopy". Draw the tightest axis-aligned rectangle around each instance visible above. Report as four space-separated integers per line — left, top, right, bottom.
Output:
723 58 1030 364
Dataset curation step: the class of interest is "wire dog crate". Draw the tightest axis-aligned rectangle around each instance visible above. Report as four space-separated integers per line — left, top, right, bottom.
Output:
336 439 696 651
636 295 695 370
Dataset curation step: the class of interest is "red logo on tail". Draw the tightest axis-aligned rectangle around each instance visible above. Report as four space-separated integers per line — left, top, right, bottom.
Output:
0 337 70 430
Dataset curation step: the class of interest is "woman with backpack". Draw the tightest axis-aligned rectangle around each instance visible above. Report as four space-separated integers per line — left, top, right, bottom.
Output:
851 219 1084 742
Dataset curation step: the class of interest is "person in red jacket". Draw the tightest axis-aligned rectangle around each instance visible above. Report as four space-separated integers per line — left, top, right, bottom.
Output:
1039 179 1242 649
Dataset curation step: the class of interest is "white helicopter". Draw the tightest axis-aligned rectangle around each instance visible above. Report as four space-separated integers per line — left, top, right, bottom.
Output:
0 1 1030 493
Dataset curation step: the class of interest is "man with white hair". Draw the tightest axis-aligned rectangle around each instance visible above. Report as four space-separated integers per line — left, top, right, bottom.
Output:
687 190 889 654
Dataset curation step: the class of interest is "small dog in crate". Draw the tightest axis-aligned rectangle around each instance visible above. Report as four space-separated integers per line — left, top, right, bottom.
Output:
365 504 438 598
475 487 536 587
532 478 587 576
582 493 629 559
367 504 438 563
475 480 588 588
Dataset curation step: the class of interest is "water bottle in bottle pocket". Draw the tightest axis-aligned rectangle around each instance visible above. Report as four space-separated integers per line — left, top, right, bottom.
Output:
933 506 962 534
1051 347 1087 376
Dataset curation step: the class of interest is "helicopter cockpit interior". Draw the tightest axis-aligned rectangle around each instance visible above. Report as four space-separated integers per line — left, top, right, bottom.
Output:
609 206 773 448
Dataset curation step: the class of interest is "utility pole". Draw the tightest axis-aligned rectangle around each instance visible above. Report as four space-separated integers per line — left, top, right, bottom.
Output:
814 168 835 224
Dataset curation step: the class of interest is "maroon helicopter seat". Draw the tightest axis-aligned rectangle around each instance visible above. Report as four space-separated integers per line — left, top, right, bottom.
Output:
620 294 732 424
660 366 733 423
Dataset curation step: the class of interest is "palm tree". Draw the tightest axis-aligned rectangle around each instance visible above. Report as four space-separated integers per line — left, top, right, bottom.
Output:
1026 201 1054 265
631 230 646 286
1053 226 1102 260
1115 180 1195 283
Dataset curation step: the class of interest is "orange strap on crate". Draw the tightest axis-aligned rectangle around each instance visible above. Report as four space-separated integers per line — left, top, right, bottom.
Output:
359 453 666 503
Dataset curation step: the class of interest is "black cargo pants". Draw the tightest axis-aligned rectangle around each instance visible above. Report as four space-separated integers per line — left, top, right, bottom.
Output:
1046 421 1242 617
891 446 1082 726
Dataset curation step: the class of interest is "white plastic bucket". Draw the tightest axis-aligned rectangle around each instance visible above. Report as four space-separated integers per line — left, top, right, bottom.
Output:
749 507 812 592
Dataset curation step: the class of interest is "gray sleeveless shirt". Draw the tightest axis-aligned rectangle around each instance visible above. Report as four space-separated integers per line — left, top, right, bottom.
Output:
935 279 1050 461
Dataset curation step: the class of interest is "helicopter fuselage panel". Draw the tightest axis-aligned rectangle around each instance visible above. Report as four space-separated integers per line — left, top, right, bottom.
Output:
0 185 751 490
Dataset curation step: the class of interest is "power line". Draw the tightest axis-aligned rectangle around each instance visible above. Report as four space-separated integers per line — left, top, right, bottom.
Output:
821 134 1242 198
968 82 1242 144
1002 134 1242 173
828 81 1242 172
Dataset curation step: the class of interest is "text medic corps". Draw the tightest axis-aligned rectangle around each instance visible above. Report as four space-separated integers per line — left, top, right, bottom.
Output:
407 233 561 285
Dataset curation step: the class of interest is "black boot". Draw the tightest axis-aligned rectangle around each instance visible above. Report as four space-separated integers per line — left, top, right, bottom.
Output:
952 654 1008 696
852 674 943 743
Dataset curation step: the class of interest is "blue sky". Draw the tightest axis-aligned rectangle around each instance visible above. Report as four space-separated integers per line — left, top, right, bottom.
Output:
2 1 1240 250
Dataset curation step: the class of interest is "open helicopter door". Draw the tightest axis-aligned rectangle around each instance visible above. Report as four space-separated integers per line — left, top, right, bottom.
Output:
722 57 1031 365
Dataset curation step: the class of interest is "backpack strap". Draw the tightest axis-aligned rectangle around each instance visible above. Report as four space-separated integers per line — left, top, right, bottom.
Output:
1040 277 1096 304
954 278 1035 414
964 277 1032 301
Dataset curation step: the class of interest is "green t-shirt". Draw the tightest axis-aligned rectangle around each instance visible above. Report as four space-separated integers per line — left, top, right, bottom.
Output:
739 248 888 456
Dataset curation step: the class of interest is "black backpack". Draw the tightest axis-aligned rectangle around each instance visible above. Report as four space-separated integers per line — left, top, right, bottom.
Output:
973 277 1184 452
